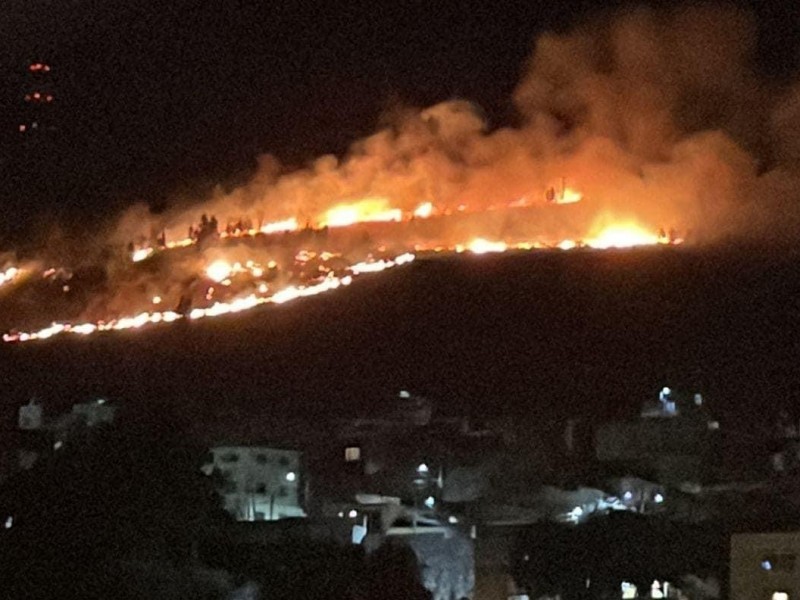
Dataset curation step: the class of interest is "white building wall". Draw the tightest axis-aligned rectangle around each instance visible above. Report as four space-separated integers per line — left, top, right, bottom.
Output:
212 446 305 521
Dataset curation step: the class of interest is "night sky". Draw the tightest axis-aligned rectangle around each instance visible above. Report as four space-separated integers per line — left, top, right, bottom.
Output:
2 0 800 242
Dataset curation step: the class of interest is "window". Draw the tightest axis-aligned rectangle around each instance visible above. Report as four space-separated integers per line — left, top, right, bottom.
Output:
255 453 269 465
255 483 267 494
762 554 796 573
345 446 361 462
220 452 239 463
220 473 237 493
771 592 789 600
278 456 290 467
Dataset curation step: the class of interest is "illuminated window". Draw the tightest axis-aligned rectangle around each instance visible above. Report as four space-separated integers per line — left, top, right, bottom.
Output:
762 554 796 573
771 592 789 600
345 446 361 462
621 582 637 600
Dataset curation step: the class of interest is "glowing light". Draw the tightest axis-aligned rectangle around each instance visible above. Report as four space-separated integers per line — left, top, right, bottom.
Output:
206 260 233 283
131 248 154 262
260 217 299 234
0 267 22 288
3 186 685 347
320 198 402 228
467 239 507 254
557 240 577 250
424 496 435 508
621 582 638 599
165 238 194 250
348 509 358 519
285 471 297 482
558 187 583 204
585 223 660 249
413 202 434 219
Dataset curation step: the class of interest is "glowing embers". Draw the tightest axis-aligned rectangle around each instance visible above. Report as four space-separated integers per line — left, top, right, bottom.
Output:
259 218 299 235
206 260 233 283
206 259 271 285
131 247 154 263
320 198 402 228
466 239 508 255
585 223 662 249
130 217 298 264
348 252 414 274
3 253 416 343
0 267 23 289
413 202 434 219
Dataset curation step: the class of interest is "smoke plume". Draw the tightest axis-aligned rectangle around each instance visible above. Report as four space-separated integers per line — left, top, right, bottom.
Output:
105 4 800 248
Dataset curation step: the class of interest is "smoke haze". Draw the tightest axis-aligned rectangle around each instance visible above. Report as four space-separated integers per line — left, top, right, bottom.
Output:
103 4 800 249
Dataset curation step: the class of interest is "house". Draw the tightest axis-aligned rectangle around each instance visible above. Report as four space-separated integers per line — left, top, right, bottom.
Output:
206 445 305 521
595 388 720 486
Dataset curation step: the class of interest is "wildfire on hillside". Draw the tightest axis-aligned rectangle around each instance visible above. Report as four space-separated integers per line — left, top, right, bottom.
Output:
18 4 790 344
1 193 680 345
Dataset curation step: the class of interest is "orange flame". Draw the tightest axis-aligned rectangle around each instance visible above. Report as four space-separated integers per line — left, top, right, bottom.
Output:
320 198 403 228
0 267 22 288
585 223 662 249
3 253 416 343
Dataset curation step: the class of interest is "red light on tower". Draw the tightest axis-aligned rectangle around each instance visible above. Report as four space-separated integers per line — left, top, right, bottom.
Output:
22 60 55 138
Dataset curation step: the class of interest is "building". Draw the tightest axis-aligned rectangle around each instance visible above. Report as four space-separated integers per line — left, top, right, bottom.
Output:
207 445 305 522
1 397 118 482
310 390 500 516
71 398 116 427
730 531 800 600
595 387 721 486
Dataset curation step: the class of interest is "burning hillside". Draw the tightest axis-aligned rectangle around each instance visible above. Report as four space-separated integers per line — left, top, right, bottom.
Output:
0 200 679 343
4 5 800 343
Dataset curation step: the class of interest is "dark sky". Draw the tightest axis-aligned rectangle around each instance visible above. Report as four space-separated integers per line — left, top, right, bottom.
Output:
2 0 799 241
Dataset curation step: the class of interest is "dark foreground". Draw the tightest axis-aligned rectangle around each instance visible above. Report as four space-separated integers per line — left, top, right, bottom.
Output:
1 244 798 433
